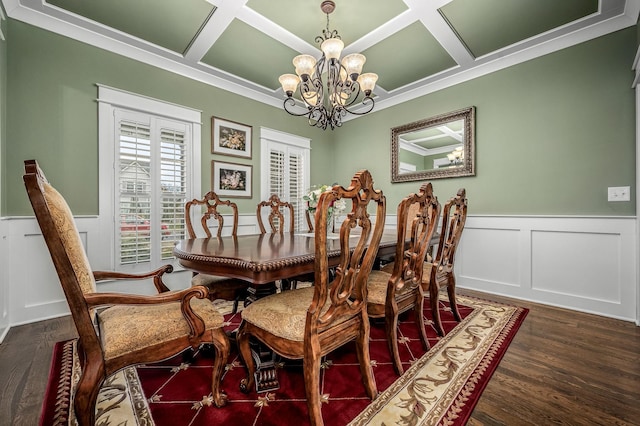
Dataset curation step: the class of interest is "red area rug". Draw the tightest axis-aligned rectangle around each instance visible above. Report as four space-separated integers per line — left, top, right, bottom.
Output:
40 295 527 425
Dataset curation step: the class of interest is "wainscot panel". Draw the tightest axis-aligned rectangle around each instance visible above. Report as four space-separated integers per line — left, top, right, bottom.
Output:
1 214 637 340
457 216 636 322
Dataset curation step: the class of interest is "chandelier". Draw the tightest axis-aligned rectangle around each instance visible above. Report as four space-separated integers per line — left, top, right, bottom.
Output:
278 1 378 130
447 146 464 165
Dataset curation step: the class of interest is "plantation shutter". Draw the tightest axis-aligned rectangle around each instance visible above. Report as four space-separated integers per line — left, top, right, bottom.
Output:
288 148 306 231
159 127 188 260
118 120 153 265
264 138 309 232
115 111 190 268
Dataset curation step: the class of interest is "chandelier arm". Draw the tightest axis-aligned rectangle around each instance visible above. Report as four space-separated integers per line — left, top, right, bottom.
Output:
308 106 330 130
339 96 375 116
282 98 314 118
335 82 361 109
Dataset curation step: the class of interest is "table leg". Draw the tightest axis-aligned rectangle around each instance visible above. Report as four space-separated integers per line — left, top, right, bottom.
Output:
244 281 281 393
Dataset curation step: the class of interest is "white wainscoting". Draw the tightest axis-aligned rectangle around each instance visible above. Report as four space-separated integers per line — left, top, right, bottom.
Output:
457 216 637 322
0 214 637 344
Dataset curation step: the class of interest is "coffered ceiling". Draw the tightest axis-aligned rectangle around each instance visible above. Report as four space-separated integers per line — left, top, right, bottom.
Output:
2 0 639 115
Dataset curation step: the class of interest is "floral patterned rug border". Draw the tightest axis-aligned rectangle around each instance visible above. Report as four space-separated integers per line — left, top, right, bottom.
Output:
349 295 528 425
40 296 527 426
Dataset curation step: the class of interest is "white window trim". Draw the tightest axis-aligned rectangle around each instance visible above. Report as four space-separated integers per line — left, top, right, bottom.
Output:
97 84 201 270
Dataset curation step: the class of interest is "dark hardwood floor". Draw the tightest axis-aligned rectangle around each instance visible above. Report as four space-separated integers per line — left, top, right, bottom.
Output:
1 290 639 425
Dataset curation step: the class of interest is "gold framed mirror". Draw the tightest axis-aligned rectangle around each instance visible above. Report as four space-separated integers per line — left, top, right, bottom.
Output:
391 106 475 182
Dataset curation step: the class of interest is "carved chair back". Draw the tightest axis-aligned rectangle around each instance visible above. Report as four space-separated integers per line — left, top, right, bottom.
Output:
311 169 386 334
389 182 440 298
185 191 239 238
433 188 468 277
256 194 295 234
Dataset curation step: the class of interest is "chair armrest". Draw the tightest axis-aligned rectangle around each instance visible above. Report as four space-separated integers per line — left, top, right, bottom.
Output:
93 265 173 293
84 286 210 338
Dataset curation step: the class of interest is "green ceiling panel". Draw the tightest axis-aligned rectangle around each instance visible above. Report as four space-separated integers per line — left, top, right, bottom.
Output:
202 20 300 90
248 0 408 47
440 0 599 58
47 0 214 54
361 22 457 91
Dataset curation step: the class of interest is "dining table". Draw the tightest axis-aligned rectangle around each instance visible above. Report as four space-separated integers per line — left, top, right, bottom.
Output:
173 230 400 391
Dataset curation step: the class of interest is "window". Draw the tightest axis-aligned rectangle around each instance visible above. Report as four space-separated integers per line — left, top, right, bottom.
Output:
98 85 201 272
260 128 310 232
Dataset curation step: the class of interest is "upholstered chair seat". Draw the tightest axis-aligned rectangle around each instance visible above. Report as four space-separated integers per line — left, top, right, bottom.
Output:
97 298 225 359
421 262 434 289
241 286 355 341
366 270 416 306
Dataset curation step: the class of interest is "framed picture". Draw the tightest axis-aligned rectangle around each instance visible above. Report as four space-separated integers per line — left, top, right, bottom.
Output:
212 117 252 158
212 160 252 198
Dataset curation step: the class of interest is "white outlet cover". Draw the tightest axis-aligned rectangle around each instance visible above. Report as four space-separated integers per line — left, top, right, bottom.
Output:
607 186 630 202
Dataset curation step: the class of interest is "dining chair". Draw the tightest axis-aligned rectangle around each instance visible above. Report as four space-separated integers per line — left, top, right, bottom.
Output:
257 193 312 290
237 169 386 426
424 188 468 336
256 194 295 234
366 182 440 375
185 191 250 313
23 160 230 426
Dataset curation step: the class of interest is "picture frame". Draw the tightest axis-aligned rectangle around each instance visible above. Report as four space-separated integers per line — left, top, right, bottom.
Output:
212 117 252 158
212 160 252 198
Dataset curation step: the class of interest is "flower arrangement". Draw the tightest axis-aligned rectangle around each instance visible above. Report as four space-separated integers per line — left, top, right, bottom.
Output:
303 185 347 216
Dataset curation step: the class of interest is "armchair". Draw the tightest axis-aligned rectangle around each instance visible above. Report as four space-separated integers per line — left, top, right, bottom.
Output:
23 160 230 426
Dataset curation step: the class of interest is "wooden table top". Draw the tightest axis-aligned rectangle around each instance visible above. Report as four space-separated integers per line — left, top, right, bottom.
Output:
173 231 398 285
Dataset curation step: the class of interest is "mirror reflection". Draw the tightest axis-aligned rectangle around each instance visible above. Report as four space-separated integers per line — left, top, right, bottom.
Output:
391 107 475 182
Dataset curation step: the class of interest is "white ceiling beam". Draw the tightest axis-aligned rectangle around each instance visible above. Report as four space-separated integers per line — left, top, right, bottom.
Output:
344 9 418 54
184 0 248 62
237 6 319 55
403 0 475 66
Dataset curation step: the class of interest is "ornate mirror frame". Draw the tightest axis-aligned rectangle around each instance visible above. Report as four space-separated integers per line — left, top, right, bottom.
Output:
391 106 475 182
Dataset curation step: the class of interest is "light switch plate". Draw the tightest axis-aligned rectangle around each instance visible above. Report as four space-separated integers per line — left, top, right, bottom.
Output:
607 186 630 202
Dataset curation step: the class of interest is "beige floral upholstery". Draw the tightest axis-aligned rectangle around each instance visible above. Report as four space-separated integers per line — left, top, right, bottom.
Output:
191 273 229 287
380 262 395 274
241 287 353 341
368 269 419 305
423 262 434 282
97 298 224 359
367 270 392 305
43 182 97 295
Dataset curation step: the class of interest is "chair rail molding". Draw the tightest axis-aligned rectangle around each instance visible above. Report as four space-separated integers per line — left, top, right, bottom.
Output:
0 213 637 343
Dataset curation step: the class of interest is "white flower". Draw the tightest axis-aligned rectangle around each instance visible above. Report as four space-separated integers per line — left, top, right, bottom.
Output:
303 185 330 210
303 185 347 214
332 198 346 213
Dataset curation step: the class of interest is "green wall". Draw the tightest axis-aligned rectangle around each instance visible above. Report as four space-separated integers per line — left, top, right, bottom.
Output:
2 20 637 217
4 19 335 216
334 28 636 215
